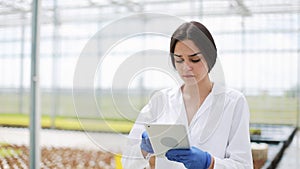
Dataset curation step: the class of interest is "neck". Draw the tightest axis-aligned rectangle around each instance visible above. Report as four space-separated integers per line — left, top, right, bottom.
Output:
182 77 213 100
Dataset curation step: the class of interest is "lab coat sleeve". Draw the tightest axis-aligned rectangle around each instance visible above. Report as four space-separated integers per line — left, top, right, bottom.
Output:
214 95 253 169
122 92 163 169
121 122 150 169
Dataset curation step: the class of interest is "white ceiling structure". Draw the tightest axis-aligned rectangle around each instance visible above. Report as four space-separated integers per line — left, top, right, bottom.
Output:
0 0 299 27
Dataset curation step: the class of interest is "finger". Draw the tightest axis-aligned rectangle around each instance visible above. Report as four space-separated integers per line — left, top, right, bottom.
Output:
165 150 180 160
165 154 176 161
183 162 191 169
165 150 174 158
167 149 191 156
145 138 151 145
166 154 183 162
174 155 190 160
141 138 146 145
142 131 148 138
166 150 188 161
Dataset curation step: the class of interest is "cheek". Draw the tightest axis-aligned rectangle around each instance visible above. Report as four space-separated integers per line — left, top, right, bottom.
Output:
198 61 209 72
174 63 182 70
192 63 209 75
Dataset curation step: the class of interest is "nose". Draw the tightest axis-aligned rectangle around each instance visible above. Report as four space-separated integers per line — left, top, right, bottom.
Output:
183 61 193 71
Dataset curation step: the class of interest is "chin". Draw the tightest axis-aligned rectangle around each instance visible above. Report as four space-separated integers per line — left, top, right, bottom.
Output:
183 79 199 86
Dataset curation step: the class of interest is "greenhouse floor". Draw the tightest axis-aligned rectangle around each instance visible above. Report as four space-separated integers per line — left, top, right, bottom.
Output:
0 127 299 168
0 127 127 154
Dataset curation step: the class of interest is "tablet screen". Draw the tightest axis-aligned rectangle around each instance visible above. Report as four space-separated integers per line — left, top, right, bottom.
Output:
145 124 190 157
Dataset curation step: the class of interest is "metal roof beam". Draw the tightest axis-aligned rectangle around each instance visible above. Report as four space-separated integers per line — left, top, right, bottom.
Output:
232 0 251 16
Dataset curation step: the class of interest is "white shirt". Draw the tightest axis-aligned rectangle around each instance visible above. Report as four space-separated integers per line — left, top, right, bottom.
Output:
122 83 253 169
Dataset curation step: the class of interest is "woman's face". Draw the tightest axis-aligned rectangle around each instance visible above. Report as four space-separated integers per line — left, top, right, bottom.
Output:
174 40 209 85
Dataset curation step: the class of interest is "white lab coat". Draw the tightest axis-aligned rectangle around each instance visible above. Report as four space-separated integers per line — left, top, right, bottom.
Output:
122 83 253 169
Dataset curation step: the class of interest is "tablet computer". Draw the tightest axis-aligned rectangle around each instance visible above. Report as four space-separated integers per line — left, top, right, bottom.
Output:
144 124 190 157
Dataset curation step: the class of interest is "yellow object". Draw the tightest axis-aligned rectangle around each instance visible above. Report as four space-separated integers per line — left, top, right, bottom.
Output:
115 154 123 169
250 128 262 135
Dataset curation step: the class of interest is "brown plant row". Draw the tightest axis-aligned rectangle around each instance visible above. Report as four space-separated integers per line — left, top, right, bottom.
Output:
0 144 115 169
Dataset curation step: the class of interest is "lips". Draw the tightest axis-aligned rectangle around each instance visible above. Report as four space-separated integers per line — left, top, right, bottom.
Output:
182 75 195 78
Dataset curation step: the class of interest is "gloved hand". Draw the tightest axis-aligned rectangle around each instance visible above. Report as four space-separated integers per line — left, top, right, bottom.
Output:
140 131 154 154
166 146 211 169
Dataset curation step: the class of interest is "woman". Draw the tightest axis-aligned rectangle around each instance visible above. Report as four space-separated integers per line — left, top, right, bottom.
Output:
122 21 253 169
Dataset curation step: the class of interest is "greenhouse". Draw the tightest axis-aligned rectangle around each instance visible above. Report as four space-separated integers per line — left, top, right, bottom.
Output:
0 0 299 169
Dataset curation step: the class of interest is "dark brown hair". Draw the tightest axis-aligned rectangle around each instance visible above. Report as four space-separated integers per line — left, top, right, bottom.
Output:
170 21 217 72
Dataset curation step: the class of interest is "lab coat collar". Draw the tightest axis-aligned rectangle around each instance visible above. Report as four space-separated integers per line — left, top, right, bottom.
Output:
172 82 227 144
211 82 226 96
199 83 226 144
175 82 226 96
171 82 226 121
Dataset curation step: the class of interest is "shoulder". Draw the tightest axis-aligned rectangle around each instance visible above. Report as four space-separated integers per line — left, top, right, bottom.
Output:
214 84 246 103
145 87 180 111
222 87 249 114
225 87 245 100
216 86 250 119
150 86 180 100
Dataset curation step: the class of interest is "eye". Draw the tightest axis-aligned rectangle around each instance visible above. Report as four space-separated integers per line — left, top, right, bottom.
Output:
175 59 184 63
191 58 201 63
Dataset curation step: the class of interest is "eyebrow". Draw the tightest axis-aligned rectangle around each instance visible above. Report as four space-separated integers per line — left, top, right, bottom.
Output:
174 52 202 57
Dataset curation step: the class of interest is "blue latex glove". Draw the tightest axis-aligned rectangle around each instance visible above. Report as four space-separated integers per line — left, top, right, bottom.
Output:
166 146 211 169
140 131 154 154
